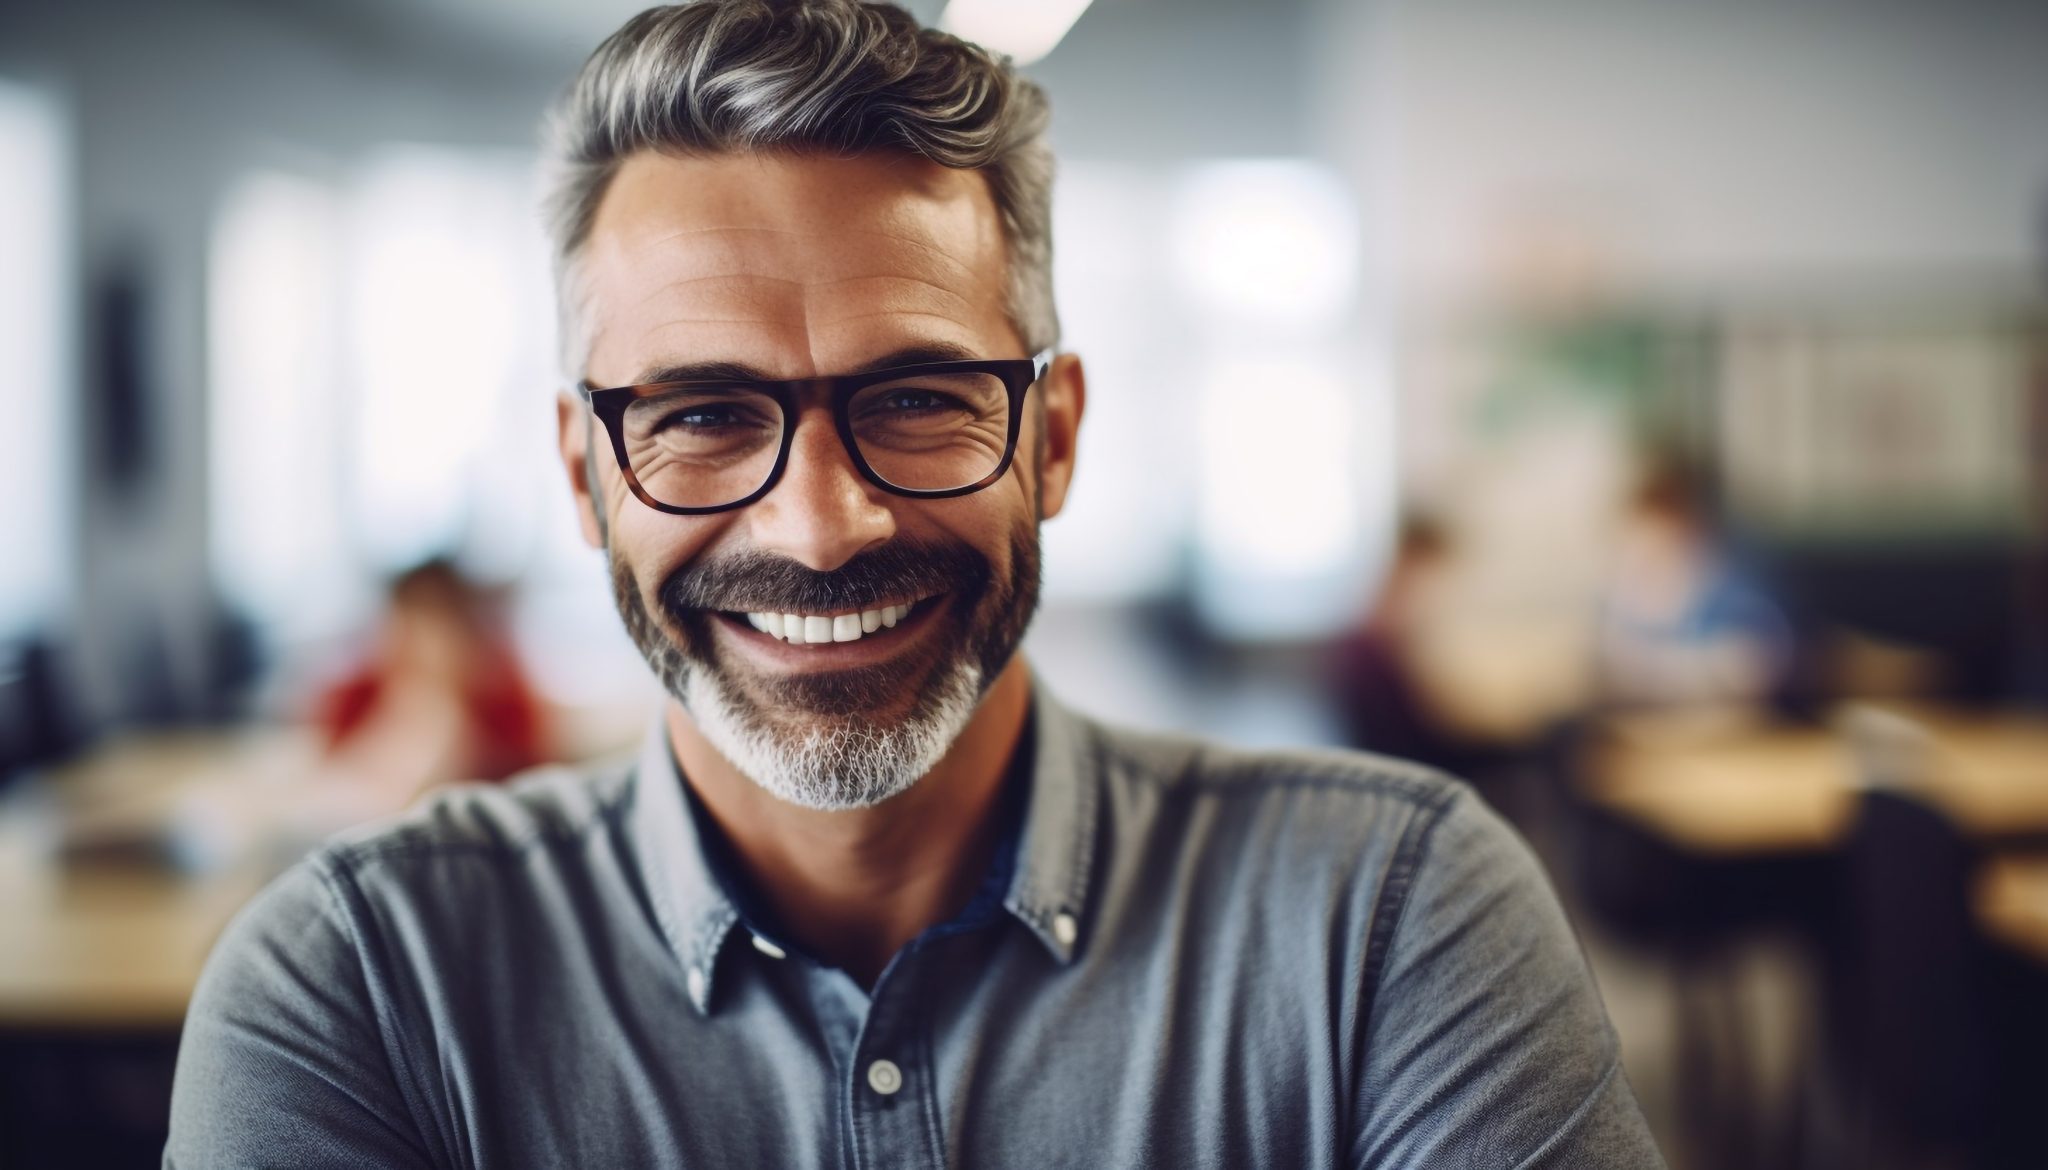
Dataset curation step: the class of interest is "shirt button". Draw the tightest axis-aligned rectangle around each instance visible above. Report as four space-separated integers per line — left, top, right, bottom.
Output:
866 1059 904 1096
686 969 707 1003
1052 912 1078 947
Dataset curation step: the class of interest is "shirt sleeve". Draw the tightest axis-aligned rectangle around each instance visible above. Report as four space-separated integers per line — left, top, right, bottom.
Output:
1351 789 1666 1168
165 855 434 1168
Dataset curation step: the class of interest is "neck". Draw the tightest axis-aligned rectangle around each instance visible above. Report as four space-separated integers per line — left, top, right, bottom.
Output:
668 658 1033 988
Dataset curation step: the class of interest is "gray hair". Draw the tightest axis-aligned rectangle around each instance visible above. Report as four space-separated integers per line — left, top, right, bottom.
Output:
541 0 1059 377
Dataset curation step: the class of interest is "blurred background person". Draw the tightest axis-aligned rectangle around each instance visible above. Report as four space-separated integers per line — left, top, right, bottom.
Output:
1595 457 1794 715
1326 513 1500 776
297 558 549 833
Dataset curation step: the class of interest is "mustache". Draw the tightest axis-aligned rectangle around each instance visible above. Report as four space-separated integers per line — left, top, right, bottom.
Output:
659 540 992 616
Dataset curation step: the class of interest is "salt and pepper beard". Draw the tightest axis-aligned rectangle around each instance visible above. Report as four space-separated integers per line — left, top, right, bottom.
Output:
610 528 1041 811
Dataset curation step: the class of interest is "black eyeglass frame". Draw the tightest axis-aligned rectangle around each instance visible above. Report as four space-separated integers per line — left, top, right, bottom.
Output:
578 349 1055 516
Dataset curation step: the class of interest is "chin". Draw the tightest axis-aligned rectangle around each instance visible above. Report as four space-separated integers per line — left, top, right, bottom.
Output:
683 655 985 812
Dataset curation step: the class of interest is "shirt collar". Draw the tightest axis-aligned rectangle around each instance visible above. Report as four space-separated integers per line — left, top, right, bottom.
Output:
629 716 739 1014
1001 676 1099 965
628 672 1100 1015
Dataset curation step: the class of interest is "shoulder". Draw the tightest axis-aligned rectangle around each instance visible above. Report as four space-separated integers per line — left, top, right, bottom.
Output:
198 750 648 1008
230 754 649 966
1079 712 1472 852
1061 709 1512 935
1093 716 1462 806
321 753 637 875
1055 708 1564 1008
166 767 639 1168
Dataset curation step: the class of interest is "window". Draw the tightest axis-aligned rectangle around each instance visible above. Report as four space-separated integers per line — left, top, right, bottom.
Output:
209 169 350 640
0 79 71 640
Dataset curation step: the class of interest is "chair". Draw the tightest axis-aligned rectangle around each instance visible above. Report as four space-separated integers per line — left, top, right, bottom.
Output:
1818 789 1991 1169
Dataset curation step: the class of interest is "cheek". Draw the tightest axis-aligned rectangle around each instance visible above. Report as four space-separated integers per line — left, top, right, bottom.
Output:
611 509 724 599
919 498 1034 602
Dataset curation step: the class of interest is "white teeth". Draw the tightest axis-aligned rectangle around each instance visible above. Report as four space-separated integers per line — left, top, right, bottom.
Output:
740 598 925 643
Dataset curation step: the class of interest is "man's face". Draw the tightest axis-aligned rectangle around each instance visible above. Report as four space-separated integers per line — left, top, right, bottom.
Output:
559 151 1079 809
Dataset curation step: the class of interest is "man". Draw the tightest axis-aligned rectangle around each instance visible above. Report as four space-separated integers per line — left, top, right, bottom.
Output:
167 2 1663 1166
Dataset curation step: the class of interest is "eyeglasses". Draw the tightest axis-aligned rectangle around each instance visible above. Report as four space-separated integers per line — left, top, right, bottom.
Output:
579 349 1054 515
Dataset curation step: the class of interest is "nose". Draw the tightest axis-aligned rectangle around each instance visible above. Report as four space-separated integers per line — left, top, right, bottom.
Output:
743 404 896 571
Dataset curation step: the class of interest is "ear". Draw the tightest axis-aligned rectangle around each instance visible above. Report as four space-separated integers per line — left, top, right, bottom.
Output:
556 393 607 549
1035 353 1086 521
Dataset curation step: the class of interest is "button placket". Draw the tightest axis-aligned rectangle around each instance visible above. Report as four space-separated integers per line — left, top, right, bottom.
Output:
845 952 945 1169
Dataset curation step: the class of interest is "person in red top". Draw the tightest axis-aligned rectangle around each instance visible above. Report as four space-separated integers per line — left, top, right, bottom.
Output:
313 558 549 791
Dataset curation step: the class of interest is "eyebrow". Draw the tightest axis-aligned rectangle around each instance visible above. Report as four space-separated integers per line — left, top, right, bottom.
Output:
624 341 986 387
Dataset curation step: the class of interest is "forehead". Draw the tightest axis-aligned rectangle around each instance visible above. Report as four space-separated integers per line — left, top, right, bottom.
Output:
580 150 1016 383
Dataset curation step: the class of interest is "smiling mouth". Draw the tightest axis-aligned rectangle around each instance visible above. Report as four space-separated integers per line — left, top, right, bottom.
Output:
720 594 940 645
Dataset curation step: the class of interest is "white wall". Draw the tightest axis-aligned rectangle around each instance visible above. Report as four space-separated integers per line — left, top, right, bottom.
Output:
1374 0 2048 301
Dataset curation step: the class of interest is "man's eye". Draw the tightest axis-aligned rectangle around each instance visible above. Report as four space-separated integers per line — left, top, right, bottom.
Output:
651 401 771 433
665 406 739 429
877 389 963 414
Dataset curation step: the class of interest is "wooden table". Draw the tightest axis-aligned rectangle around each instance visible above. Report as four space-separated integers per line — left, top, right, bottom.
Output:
0 851 273 1030
1909 711 2048 839
1977 854 2048 968
0 708 633 1032
1579 704 2048 856
1577 704 2048 964
1578 714 1858 856
0 730 315 1031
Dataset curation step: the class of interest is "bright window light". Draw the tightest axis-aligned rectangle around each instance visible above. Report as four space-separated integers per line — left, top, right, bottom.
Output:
1190 349 1393 642
1196 358 1357 575
939 0 1093 65
345 147 551 574
0 80 70 639
209 170 349 636
1039 162 1189 603
1170 161 1359 329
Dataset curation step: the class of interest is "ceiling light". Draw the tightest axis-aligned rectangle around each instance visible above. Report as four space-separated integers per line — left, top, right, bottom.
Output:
939 0 1094 66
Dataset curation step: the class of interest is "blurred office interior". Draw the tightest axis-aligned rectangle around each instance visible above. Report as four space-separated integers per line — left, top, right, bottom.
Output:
3 0 2047 1165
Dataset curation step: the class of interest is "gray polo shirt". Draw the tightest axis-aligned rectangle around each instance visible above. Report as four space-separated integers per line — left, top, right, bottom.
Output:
165 681 1662 1168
